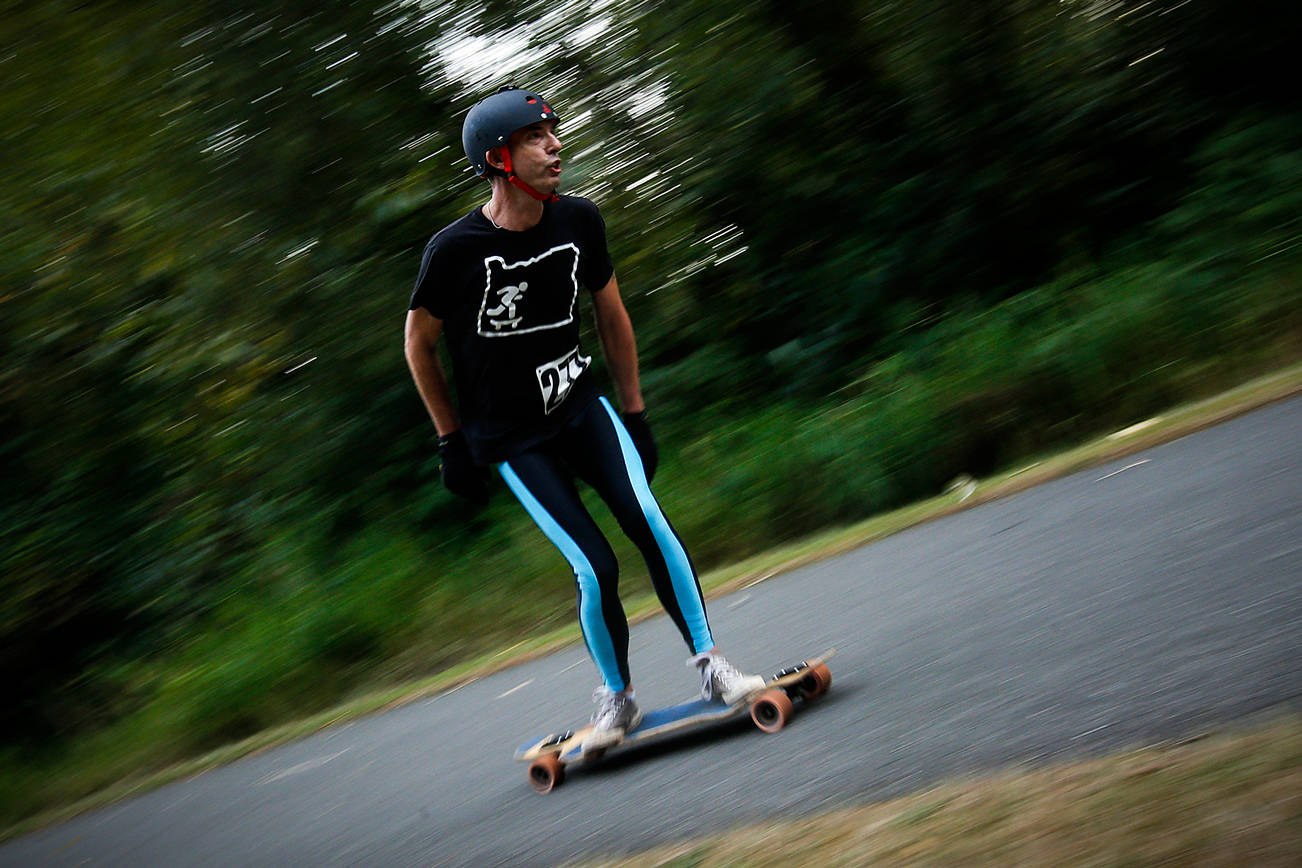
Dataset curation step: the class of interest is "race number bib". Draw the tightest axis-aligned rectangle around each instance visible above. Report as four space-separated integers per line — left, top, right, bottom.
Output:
536 347 591 415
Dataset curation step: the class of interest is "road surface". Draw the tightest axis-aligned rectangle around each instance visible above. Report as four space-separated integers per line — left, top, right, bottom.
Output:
5 397 1301 866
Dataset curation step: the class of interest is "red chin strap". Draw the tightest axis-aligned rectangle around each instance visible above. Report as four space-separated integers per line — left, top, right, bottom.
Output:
497 148 559 203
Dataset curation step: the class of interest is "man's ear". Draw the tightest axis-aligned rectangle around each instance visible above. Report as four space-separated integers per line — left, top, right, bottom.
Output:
485 146 507 172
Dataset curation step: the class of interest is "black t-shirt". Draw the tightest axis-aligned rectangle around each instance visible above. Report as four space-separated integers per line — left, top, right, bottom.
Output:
409 195 615 464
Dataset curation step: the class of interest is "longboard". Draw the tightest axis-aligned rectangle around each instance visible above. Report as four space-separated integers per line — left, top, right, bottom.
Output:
515 650 834 793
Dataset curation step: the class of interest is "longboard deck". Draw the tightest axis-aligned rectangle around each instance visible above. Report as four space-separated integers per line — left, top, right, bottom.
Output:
515 650 834 765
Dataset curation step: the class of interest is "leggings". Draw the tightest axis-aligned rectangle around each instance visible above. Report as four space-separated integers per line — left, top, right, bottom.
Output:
498 397 714 692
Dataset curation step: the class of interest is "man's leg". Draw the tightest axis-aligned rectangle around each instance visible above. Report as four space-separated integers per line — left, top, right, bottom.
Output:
498 448 631 692
562 398 766 703
561 397 715 656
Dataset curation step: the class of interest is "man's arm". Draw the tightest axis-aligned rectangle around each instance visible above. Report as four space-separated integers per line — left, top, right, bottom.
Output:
591 273 645 414
404 307 461 436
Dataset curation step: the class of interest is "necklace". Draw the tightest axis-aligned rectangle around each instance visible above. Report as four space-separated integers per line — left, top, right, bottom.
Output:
485 202 503 229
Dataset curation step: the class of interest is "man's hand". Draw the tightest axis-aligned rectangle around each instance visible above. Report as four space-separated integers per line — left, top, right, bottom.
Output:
621 411 658 482
438 430 489 503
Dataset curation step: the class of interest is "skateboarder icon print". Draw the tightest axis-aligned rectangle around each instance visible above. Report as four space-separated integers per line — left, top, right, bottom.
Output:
403 85 766 751
484 278 526 330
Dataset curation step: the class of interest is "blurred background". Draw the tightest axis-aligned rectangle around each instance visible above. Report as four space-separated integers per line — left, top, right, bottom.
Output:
2 0 1299 826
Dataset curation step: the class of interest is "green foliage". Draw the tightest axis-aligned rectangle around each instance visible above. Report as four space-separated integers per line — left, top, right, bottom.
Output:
2 0 1300 831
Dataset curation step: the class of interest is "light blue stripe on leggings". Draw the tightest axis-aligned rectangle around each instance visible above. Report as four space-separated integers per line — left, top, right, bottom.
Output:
598 397 714 654
498 460 625 692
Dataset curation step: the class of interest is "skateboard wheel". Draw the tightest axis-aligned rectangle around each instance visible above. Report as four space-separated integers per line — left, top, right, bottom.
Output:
750 689 795 733
528 754 565 794
799 663 832 700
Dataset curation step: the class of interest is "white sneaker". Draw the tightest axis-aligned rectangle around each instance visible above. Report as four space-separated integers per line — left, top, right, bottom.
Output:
693 653 766 705
582 687 643 751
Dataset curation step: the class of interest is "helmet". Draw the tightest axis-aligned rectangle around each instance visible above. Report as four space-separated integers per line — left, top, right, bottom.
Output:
461 85 560 177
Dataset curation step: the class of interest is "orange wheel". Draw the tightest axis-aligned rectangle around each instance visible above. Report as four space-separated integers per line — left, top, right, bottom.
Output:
799 663 832 700
528 754 565 794
750 689 795 733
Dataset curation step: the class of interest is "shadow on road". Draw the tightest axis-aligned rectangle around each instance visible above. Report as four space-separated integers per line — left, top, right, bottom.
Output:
568 684 858 783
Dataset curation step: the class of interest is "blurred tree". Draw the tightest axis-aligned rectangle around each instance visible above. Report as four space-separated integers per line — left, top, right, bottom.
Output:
1 0 1296 770
0 0 456 739
626 0 1205 395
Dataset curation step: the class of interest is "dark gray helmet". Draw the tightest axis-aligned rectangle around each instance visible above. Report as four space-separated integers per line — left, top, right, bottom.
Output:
461 85 559 176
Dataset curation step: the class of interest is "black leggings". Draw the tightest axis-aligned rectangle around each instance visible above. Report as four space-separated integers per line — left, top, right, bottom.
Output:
498 397 714 691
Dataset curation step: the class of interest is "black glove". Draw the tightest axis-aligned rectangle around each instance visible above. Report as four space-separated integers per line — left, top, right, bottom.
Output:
438 430 488 503
621 410 658 482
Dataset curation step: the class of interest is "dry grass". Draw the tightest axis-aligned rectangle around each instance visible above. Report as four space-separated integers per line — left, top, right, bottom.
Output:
576 715 1302 867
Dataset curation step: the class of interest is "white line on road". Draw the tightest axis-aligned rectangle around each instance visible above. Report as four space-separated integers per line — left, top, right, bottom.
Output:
498 679 534 699
1096 459 1151 481
429 677 478 703
257 749 349 786
1072 722 1115 740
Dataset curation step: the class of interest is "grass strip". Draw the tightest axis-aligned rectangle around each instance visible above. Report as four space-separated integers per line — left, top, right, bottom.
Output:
573 714 1302 867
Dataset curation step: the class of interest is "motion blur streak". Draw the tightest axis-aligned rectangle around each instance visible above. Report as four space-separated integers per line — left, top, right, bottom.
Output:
2 0 1299 833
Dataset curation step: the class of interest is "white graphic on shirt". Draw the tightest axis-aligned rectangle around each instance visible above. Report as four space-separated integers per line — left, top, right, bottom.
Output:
478 244 580 338
485 281 527 330
536 346 591 415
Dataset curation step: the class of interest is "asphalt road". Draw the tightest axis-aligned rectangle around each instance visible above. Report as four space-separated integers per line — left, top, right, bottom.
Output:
6 396 1301 867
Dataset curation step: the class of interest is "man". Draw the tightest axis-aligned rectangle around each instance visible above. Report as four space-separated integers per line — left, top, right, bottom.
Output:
404 85 763 750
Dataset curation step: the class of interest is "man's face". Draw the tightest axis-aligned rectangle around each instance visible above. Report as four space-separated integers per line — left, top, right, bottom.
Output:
501 120 562 193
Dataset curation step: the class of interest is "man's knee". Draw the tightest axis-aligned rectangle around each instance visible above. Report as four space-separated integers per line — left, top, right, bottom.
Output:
587 544 620 592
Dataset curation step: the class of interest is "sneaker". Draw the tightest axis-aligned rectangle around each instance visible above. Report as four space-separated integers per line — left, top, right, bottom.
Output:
582 687 643 752
694 653 766 705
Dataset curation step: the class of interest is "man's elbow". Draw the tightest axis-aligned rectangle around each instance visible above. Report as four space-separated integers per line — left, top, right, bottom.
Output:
403 326 429 369
404 339 430 374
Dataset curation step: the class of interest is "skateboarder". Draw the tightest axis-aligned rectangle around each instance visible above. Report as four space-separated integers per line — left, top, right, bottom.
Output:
404 86 764 750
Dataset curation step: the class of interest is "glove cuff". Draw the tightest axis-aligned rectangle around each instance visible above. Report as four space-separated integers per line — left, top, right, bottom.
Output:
622 410 650 437
437 430 466 453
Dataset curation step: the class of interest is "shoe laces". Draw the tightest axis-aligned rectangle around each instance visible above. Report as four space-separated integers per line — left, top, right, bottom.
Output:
590 686 631 727
709 655 745 687
699 655 745 699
